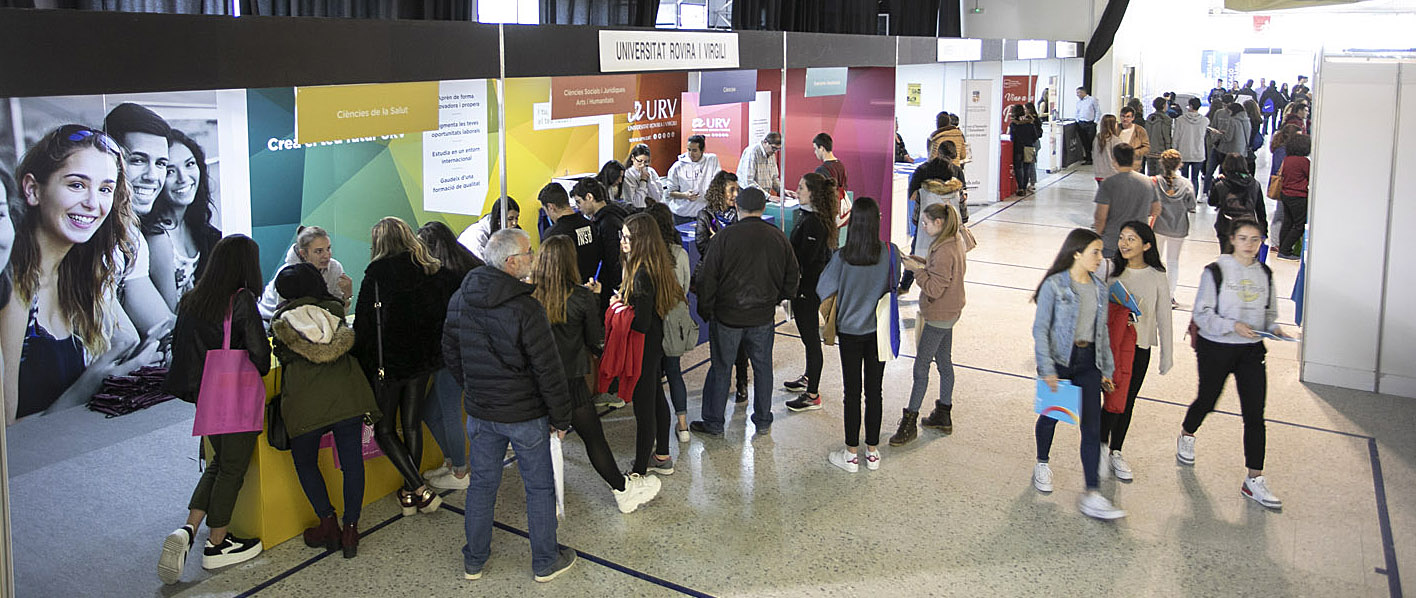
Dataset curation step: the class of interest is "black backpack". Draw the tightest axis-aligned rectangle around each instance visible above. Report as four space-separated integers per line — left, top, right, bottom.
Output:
1212 179 1257 222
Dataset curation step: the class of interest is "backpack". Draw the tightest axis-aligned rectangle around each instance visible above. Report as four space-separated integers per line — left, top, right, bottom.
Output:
1186 261 1274 349
661 300 699 357
1212 180 1257 223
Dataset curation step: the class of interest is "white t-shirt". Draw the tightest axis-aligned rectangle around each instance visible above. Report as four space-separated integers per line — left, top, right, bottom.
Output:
121 233 152 282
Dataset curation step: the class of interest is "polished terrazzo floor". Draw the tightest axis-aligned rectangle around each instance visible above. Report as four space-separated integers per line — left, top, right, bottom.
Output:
41 164 1415 598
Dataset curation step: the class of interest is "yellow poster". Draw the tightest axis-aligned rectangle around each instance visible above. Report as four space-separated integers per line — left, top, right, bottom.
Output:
295 81 439 144
907 83 922 107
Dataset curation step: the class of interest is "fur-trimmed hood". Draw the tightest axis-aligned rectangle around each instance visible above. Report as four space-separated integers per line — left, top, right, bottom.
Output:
273 298 354 364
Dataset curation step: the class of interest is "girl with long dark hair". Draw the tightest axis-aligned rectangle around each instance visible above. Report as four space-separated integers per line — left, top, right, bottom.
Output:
622 144 663 209
532 234 662 512
1177 218 1290 509
2 125 149 425
598 159 626 204
159 234 270 582
1030 228 1124 520
784 172 839 412
645 203 693 441
816 197 899 473
459 196 520 261
354 217 460 515
1098 221 1173 481
616 213 682 476
144 130 222 310
891 202 974 445
415 221 483 490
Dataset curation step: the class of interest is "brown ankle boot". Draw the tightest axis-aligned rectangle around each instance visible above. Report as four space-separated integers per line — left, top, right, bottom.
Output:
302 515 341 552
341 522 359 558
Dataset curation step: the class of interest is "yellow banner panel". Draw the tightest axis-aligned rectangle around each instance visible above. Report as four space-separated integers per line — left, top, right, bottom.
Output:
295 81 438 145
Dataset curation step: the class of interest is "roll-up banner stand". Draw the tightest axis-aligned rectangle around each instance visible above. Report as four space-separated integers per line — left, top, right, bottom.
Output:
962 78 999 205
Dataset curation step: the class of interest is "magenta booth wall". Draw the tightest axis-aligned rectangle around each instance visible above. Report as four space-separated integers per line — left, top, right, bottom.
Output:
782 66 897 238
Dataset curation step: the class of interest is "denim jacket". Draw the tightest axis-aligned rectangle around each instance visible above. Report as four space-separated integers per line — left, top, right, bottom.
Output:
1032 271 1115 379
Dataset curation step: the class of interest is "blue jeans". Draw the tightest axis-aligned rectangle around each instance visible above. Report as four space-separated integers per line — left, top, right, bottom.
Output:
699 321 775 433
1181 161 1203 194
662 354 687 415
423 368 467 470
462 415 558 575
1035 345 1102 489
290 416 366 525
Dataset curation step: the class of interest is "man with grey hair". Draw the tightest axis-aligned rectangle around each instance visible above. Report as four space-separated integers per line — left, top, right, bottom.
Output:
737 131 787 197
443 228 577 583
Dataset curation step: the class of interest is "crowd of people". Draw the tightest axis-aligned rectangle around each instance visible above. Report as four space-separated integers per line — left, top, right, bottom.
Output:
0 94 1306 585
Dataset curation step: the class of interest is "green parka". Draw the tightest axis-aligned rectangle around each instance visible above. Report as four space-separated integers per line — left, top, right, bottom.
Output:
272 298 381 438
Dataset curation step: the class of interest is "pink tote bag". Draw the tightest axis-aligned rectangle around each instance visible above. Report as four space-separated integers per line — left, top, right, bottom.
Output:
191 294 267 436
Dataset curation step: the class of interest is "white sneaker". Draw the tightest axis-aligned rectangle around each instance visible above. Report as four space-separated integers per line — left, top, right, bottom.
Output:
1176 433 1196 465
828 448 859 473
1033 462 1054 493
423 463 452 480
1098 445 1111 481
158 525 194 584
1242 475 1283 509
1110 451 1134 481
676 428 690 443
1078 491 1127 520
864 449 881 471
428 471 470 490
613 473 662 514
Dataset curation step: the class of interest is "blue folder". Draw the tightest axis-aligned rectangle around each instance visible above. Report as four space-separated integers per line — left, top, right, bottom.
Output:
1035 379 1081 425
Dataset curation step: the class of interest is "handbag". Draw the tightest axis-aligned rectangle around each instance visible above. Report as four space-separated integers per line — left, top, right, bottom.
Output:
1267 164 1284 200
191 292 267 437
819 295 839 346
265 368 289 450
875 245 901 362
1022 146 1038 164
373 281 386 389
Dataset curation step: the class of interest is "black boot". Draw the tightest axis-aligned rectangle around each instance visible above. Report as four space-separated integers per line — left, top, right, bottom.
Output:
888 409 919 446
921 404 953 434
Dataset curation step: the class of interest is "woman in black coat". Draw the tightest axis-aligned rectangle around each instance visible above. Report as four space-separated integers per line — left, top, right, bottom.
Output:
353 217 461 516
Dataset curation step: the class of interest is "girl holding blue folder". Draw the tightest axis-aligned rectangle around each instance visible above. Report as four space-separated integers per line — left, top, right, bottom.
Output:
1099 222 1173 482
1031 229 1125 520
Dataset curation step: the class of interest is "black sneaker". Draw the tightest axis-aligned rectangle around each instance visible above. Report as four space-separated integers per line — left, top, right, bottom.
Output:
688 421 723 437
734 383 749 404
785 393 822 412
534 546 578 582
201 535 263 569
782 374 809 392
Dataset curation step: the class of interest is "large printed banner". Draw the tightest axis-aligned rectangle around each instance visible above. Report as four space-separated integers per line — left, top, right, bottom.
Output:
962 78 998 205
1002 75 1038 128
1 90 246 426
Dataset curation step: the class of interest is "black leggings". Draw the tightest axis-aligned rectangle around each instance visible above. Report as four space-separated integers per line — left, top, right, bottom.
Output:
631 338 669 475
791 294 823 394
567 379 625 491
372 374 430 491
1100 347 1150 452
1183 338 1268 471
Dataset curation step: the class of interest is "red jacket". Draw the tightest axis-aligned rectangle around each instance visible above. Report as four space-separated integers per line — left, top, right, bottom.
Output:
1104 303 1137 414
597 303 644 401
1280 155 1309 198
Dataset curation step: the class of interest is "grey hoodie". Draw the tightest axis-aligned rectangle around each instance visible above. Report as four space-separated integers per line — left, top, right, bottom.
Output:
1193 255 1277 345
1173 111 1209 163
1151 174 1196 238
1144 112 1173 157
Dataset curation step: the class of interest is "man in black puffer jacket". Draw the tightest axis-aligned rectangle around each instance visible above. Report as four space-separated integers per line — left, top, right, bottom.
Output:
442 228 577 582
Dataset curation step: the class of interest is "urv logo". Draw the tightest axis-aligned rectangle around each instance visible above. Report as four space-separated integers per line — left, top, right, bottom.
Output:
629 98 678 123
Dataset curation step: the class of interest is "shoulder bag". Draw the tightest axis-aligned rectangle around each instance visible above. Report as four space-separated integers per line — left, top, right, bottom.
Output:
265 367 289 450
875 245 901 362
191 292 268 437
1267 164 1284 200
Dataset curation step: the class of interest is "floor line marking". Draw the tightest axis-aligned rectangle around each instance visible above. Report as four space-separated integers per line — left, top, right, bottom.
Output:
438 503 715 597
234 509 408 597
1369 438 1404 598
